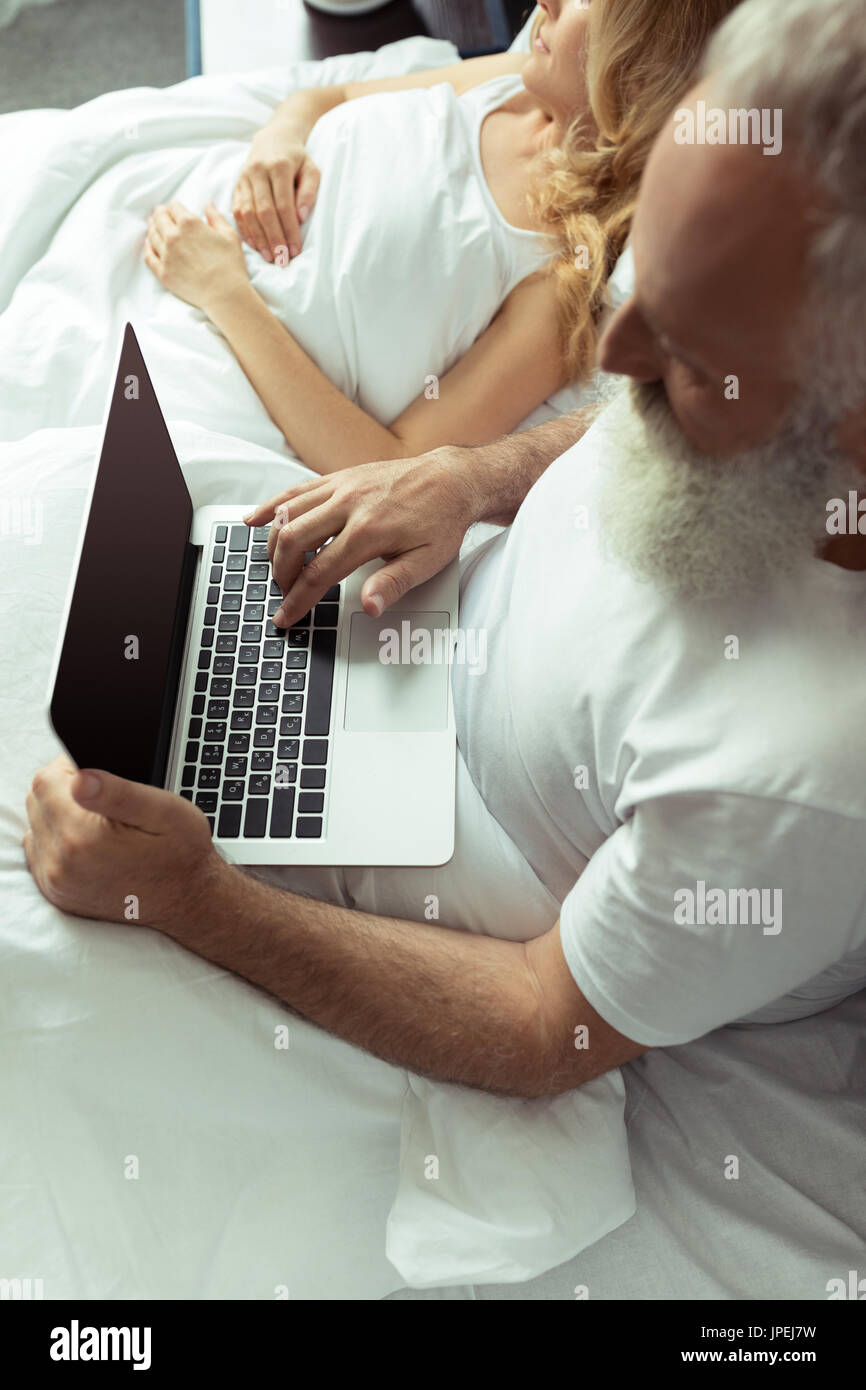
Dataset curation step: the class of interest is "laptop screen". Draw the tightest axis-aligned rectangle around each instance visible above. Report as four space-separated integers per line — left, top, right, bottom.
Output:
50 324 194 785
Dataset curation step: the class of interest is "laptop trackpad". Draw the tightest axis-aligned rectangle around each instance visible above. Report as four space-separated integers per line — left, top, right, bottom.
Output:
344 612 451 732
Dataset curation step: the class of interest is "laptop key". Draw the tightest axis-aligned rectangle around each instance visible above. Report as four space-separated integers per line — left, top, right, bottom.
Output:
274 762 297 785
221 594 242 612
241 624 262 643
256 706 277 725
207 585 220 604
313 603 339 627
201 744 224 766
215 525 227 544
302 740 328 766
195 793 218 814
298 792 324 814
231 711 253 730
198 767 220 788
213 546 225 563
287 628 309 647
236 667 256 686
217 803 242 838
195 671 209 692
181 765 195 788
228 733 250 753
270 787 295 837
180 788 193 801
263 639 284 659
223 781 244 801
305 629 337 737
246 584 267 603
198 649 212 670
213 656 234 675
253 527 270 542
207 699 229 719
225 573 244 592
284 672 305 691
251 544 269 561
209 566 222 584
261 661 282 681
192 694 205 716
249 775 271 796
185 741 199 763
215 635 237 653
253 729 275 747
258 683 280 703
229 525 249 552
280 717 301 737
278 739 299 761
206 816 215 834
218 615 239 633
239 645 259 664
322 585 341 602
226 554 246 572
233 689 254 708
286 650 307 669
243 798 268 838
188 718 202 739
226 756 247 778
251 750 274 771
296 817 323 838
250 563 269 581
201 629 214 648
205 722 226 741
300 768 326 789
244 604 264 622
282 694 303 714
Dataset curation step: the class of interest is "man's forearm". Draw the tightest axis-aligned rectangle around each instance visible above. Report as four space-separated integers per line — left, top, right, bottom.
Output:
169 860 552 1099
467 408 598 526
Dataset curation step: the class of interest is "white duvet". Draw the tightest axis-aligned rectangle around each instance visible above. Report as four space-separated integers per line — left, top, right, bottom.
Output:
0 40 635 1297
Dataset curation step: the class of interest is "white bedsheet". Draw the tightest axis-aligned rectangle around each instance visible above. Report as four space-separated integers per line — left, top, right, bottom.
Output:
0 37 637 1297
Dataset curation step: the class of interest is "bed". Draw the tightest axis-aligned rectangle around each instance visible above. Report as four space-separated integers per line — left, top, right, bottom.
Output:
0 22 862 1304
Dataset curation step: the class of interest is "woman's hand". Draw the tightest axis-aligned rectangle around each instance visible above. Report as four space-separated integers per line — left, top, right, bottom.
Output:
144 200 251 314
232 128 321 263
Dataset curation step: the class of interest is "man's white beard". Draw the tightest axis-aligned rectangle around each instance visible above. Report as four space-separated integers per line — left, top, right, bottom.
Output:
596 378 862 600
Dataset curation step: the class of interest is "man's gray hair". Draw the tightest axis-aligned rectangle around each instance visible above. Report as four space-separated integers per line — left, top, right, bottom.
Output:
703 0 866 414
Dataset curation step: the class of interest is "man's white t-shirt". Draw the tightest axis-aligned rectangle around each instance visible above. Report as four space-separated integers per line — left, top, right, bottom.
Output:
452 395 866 1047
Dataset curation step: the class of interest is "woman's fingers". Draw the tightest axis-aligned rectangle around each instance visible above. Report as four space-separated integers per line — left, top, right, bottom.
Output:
247 169 286 263
232 175 268 257
267 161 302 258
294 158 321 231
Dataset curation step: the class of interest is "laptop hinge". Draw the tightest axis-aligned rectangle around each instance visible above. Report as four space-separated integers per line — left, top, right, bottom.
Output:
150 541 198 787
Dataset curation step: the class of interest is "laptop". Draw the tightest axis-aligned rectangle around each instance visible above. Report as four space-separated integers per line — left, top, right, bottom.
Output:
48 325 458 866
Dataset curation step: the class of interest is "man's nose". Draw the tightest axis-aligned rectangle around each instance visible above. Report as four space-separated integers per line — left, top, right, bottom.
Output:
598 299 663 383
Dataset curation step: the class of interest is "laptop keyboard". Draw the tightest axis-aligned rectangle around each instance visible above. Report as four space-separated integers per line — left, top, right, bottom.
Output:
178 524 338 841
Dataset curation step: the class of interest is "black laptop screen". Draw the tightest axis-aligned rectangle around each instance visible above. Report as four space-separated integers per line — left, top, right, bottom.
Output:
50 325 194 785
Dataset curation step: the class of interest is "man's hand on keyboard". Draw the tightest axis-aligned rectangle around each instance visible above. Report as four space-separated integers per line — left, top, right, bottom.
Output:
243 447 480 628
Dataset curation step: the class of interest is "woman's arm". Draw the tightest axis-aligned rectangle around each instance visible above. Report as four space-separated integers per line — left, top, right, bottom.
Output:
144 201 566 474
234 52 527 262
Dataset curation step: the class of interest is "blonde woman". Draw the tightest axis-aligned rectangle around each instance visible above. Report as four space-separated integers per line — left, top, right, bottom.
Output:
144 1 739 475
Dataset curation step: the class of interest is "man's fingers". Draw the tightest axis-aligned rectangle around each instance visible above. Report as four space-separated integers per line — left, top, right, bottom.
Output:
70 768 186 835
244 477 333 529
233 179 269 258
272 538 359 628
360 551 435 617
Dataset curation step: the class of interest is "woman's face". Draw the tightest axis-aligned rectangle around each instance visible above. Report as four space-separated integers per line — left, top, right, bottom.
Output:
522 1 594 125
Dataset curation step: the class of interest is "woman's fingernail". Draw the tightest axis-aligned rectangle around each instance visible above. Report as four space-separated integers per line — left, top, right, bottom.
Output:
273 609 285 628
367 593 384 617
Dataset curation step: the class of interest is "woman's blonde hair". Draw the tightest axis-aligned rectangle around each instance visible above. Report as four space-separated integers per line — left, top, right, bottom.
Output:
528 0 742 383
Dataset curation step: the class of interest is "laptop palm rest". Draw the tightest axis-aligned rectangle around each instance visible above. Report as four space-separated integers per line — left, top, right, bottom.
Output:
344 612 451 733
